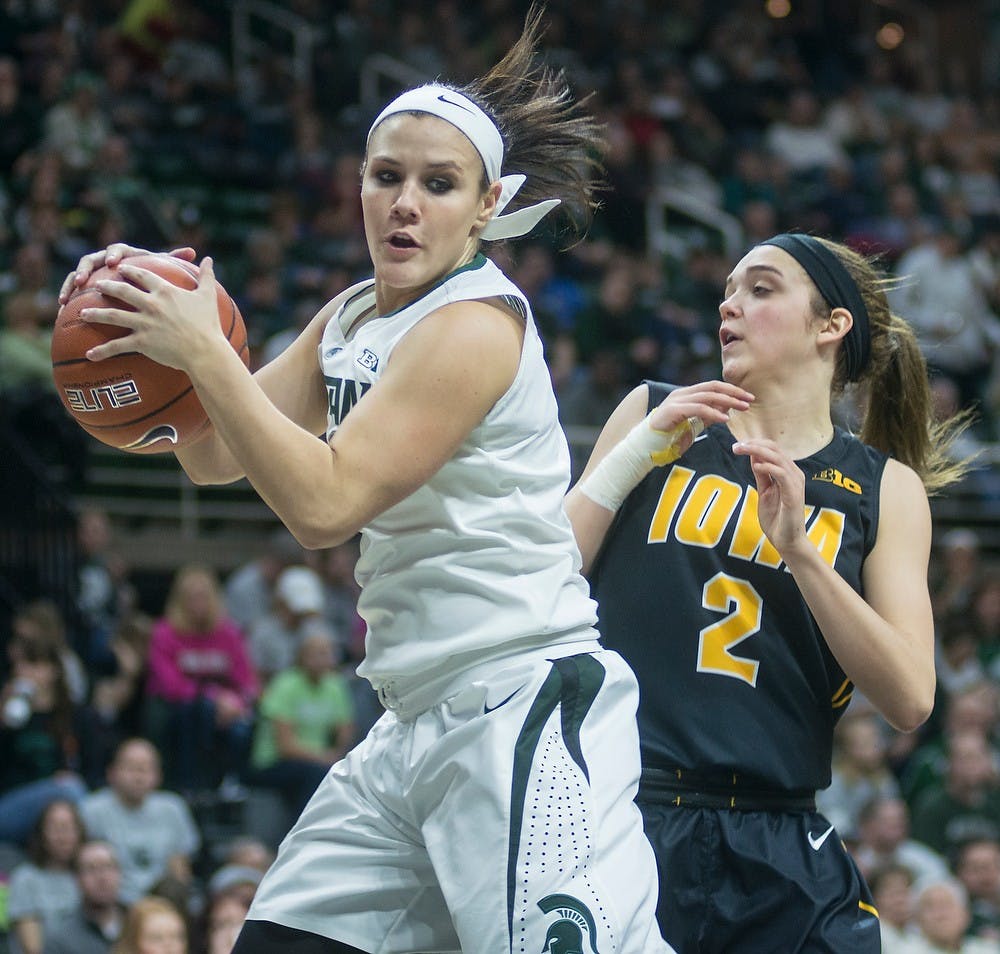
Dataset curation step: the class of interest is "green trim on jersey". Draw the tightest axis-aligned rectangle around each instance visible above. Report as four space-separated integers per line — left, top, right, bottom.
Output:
505 655 606 944
379 253 489 320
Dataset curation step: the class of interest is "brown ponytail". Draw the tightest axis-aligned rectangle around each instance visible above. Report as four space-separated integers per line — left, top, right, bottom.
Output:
457 2 606 242
818 238 976 493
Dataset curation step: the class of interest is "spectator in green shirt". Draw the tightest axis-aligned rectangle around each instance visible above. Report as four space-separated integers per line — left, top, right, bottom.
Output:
0 289 55 393
246 628 355 818
909 729 1000 861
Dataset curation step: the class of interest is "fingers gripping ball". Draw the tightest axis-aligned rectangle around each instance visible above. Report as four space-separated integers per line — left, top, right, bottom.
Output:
51 255 249 454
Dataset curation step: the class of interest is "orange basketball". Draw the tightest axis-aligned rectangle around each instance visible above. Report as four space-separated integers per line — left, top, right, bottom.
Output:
51 255 250 454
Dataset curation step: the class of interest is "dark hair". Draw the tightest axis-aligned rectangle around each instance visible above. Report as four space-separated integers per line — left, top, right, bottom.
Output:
867 862 915 894
938 607 980 648
14 600 69 649
455 2 606 243
11 628 76 748
25 798 86 867
809 237 975 494
952 833 1000 872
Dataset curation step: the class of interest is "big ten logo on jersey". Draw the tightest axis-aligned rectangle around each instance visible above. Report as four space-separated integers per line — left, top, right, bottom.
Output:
64 378 141 413
647 465 847 572
356 348 379 371
324 375 372 427
812 466 862 494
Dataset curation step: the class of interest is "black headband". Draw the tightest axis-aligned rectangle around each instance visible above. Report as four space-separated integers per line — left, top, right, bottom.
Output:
760 233 871 381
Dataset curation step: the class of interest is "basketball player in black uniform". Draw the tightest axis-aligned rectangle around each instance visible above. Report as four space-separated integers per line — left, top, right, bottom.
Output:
566 233 974 952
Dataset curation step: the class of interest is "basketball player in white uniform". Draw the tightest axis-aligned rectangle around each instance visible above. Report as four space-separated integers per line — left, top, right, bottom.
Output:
60 8 673 954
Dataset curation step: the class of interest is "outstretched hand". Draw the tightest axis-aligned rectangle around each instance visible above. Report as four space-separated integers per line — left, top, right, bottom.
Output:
58 243 197 304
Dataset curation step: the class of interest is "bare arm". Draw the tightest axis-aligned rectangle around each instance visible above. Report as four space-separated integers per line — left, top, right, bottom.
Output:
175 293 349 485
273 718 325 763
13 916 43 954
80 259 523 549
273 718 355 764
60 244 368 486
736 441 935 732
565 385 649 574
566 381 754 574
327 719 356 761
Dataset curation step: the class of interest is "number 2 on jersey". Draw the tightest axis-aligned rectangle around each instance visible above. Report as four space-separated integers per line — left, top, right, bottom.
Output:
697 572 762 686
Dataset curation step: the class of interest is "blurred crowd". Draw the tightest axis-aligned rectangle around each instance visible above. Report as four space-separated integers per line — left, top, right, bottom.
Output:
1 504 376 954
1 0 1000 951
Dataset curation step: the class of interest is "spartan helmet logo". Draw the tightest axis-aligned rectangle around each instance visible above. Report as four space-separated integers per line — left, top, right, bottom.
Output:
538 894 601 954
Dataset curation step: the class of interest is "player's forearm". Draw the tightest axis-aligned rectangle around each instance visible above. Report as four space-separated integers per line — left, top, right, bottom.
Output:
784 546 935 732
565 489 616 575
175 425 245 485
179 348 327 486
185 342 359 548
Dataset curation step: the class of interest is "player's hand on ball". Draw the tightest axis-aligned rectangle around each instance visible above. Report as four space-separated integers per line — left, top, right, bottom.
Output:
82 257 225 372
59 244 197 305
52 254 248 454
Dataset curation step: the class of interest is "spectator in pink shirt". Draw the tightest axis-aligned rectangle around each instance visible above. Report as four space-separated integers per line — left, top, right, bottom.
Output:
144 563 259 796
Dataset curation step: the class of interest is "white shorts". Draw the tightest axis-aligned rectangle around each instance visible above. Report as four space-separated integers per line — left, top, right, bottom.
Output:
246 647 673 954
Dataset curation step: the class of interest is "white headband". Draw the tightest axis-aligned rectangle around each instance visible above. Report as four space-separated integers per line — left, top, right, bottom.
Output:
367 84 559 240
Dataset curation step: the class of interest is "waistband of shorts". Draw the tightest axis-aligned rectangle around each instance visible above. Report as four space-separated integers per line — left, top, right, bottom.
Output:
370 632 604 720
638 767 816 812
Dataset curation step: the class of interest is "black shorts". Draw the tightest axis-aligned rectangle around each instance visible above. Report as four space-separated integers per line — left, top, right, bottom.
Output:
232 920 367 954
640 800 880 953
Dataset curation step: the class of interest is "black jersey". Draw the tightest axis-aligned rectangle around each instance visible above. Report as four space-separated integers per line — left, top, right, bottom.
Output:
591 382 888 792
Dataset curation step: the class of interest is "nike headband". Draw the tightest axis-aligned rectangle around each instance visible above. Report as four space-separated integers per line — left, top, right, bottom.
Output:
761 233 872 381
367 84 560 241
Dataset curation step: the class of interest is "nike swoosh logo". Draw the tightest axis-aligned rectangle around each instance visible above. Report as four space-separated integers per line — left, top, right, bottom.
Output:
437 93 475 114
808 825 836 851
484 688 521 714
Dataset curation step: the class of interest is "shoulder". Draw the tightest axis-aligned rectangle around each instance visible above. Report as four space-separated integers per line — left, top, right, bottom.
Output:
219 618 248 643
151 617 173 637
147 788 185 810
387 297 526 404
410 297 525 352
879 458 929 509
870 458 930 553
8 861 43 888
249 614 282 637
609 382 653 430
324 670 351 689
642 379 676 411
153 790 198 824
81 787 113 812
321 672 352 697
322 279 377 323
264 669 300 694
261 671 303 710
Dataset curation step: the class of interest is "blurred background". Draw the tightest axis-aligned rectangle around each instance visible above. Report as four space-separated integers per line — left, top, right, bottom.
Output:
0 1 999 950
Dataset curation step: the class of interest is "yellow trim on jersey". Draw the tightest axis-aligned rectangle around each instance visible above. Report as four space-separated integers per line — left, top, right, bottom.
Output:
831 678 853 709
858 900 879 919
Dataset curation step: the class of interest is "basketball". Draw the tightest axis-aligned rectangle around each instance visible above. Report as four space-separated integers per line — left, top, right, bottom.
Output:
51 255 250 455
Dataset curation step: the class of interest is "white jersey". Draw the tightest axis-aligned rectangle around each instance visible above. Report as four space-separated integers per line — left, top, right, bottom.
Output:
318 254 598 709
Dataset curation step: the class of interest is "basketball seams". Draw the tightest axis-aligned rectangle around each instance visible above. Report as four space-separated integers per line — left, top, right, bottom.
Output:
51 254 249 455
221 290 236 339
81 385 198 431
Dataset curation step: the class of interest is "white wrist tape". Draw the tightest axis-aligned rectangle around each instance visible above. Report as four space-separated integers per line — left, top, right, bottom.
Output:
579 414 704 512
